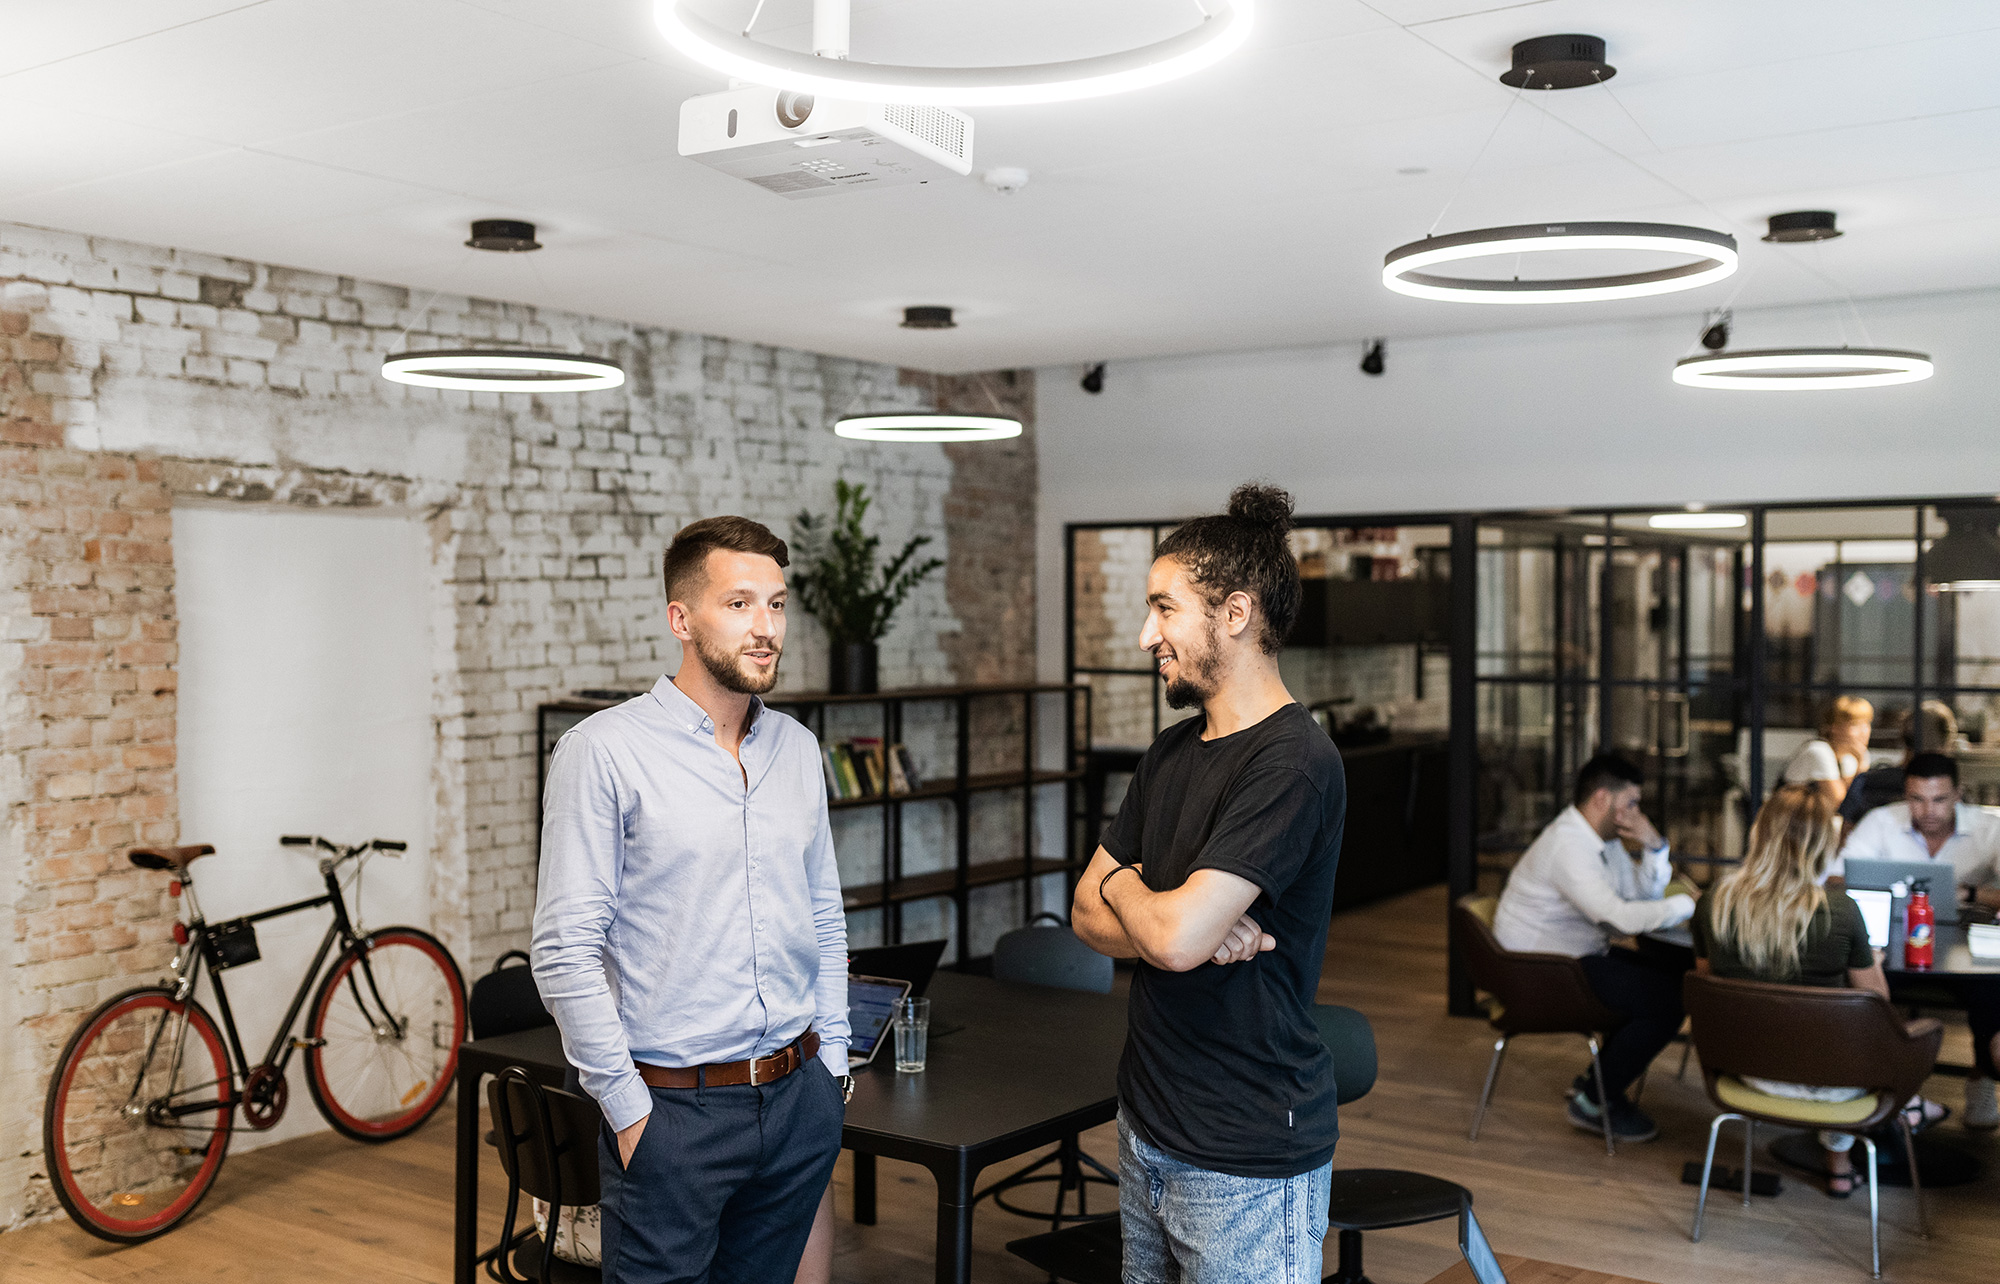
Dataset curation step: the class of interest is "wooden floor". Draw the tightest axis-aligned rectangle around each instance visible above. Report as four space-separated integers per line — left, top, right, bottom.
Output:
6 884 1997 1284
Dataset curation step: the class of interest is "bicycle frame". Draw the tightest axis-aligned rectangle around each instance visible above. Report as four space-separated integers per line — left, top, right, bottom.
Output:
159 852 398 1120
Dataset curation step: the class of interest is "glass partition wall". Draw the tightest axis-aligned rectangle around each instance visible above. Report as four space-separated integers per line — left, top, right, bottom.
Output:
1069 497 2000 1010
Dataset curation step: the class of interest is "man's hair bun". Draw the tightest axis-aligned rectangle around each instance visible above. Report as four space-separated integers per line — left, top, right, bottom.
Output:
1227 483 1295 536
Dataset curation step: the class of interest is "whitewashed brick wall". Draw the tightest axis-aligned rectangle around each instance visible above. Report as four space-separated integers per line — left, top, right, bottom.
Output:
0 219 1036 1228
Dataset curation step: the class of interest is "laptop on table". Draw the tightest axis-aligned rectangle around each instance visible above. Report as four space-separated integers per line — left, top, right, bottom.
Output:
1844 858 1961 925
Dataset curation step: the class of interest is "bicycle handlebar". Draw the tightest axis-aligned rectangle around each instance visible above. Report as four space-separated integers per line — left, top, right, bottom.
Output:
280 835 407 858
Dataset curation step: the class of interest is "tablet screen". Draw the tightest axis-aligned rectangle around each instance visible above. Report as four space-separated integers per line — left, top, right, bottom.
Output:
847 976 910 1058
1460 1206 1509 1284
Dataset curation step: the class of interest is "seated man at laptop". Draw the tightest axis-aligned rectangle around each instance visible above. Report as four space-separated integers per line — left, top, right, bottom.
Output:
1835 751 2000 1129
1493 753 1696 1143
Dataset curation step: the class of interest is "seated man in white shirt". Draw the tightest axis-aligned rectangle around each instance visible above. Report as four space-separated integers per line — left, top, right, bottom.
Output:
1835 751 2000 1129
1494 753 1697 1143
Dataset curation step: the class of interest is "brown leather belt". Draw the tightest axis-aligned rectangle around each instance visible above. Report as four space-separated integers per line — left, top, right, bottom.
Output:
636 1030 820 1089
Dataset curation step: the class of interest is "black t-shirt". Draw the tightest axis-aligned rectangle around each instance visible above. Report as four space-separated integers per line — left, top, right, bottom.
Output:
1101 702 1346 1178
1690 890 1876 988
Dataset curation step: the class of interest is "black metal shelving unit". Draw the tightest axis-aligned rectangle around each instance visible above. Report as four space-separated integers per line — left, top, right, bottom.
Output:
537 681 1091 966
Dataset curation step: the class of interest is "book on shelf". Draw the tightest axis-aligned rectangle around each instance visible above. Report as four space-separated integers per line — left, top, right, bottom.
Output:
892 743 921 793
821 738 922 801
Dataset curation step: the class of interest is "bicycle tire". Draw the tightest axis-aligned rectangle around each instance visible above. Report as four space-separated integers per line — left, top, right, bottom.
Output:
44 987 234 1242
304 926 465 1142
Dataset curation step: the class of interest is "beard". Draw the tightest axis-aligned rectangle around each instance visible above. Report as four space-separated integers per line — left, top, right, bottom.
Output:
1160 619 1223 710
691 630 782 695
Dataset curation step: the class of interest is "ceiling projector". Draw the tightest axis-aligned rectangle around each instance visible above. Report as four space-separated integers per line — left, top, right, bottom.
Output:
678 86 973 199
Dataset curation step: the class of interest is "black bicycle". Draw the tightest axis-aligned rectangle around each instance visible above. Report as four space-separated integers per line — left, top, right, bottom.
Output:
43 835 466 1242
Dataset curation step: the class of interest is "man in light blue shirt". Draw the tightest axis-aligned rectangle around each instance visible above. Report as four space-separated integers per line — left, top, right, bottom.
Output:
532 515 850 1284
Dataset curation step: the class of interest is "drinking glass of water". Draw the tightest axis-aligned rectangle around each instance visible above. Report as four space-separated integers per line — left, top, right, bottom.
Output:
893 997 930 1073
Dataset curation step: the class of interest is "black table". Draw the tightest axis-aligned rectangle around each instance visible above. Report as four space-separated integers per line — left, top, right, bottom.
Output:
453 971 1128 1284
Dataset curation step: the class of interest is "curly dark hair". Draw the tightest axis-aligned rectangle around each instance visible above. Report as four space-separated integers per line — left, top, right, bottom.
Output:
1153 482 1300 654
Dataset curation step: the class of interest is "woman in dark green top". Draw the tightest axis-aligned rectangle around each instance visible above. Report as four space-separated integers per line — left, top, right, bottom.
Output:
1691 786 1938 1197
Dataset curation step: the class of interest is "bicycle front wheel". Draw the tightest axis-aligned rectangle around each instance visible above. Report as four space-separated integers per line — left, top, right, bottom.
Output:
305 927 465 1142
44 987 234 1242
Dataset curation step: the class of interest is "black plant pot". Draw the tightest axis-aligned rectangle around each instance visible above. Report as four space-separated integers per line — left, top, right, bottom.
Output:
831 642 878 695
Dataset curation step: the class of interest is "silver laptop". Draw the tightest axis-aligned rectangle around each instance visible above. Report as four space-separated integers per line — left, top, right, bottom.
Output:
846 973 912 1069
1844 858 1960 925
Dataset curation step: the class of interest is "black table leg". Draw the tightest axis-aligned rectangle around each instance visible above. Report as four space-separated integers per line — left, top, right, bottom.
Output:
933 1158 977 1284
853 1150 877 1225
454 1059 481 1284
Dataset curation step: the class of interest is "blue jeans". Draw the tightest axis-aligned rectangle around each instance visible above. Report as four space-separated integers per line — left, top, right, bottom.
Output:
1118 1112 1331 1284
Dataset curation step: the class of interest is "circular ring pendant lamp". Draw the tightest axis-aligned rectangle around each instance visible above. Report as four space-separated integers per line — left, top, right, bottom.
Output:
834 413 1021 442
1383 222 1738 304
1384 35 1735 305
1672 348 1933 391
651 0 1253 106
379 220 625 394
1671 212 1935 391
381 350 626 392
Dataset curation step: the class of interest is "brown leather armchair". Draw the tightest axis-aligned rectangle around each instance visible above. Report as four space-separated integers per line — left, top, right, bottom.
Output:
1683 972 1943 1279
1451 894 1624 1155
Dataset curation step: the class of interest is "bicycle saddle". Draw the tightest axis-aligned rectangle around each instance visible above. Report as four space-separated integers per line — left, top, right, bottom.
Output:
128 844 216 871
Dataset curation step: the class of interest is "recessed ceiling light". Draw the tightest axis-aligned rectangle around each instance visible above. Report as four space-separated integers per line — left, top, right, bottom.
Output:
1648 512 1747 530
1672 348 1933 391
1397 167 1429 175
652 0 1253 107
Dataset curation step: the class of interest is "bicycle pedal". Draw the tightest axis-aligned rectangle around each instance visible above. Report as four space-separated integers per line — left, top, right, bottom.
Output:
290 1036 327 1049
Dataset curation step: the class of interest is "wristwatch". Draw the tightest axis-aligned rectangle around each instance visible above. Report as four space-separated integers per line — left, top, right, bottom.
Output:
837 1074 855 1104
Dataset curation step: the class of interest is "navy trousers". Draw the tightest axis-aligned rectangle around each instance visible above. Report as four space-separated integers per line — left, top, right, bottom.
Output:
595 1059 845 1284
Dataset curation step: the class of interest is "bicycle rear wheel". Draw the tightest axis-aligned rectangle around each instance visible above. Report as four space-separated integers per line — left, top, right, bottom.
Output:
44 988 234 1242
305 927 465 1142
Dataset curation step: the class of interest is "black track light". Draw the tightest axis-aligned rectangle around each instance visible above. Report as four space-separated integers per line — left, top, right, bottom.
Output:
1080 362 1106 394
1700 311 1730 351
1360 340 1385 376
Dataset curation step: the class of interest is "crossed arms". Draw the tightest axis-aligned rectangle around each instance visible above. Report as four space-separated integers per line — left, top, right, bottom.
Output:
1071 844 1275 973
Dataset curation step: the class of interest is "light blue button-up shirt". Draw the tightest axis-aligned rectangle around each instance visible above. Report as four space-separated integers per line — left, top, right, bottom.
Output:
531 675 850 1131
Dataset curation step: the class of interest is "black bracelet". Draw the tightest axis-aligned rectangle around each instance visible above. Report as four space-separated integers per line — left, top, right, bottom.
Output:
1099 863 1139 900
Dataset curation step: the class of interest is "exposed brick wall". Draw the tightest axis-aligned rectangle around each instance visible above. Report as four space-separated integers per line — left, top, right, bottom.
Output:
1 286 179 1223
0 219 1039 1228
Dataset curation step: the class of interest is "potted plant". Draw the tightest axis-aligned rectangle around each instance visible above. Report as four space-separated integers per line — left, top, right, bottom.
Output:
792 480 945 694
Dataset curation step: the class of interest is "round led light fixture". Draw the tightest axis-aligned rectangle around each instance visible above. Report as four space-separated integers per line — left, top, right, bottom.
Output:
379 220 626 394
1648 512 1747 530
652 0 1253 106
1383 222 1738 304
1672 348 1933 392
834 413 1021 443
380 349 626 393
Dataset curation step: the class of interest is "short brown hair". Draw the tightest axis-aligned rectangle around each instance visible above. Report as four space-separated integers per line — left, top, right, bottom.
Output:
662 516 789 604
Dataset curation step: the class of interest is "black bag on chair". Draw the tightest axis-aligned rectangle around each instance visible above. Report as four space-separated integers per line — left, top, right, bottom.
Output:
472 949 554 1041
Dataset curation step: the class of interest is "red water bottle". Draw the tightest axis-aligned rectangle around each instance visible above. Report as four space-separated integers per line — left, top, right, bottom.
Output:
1905 881 1935 970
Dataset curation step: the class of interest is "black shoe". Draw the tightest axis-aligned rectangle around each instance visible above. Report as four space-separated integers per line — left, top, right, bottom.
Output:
1567 1080 1659 1143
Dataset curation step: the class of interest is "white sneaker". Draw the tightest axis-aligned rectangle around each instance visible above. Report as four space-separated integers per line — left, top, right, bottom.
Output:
1966 1076 1999 1131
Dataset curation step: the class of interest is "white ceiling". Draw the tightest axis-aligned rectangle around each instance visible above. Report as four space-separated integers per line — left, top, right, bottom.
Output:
3 0 1998 372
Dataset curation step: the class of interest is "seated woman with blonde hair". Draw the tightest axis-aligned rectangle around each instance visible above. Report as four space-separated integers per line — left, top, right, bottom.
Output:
1692 785 1945 1198
1781 694 1874 810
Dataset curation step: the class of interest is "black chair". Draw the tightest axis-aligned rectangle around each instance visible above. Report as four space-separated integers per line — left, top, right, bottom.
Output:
472 949 555 1040
1006 1004 1470 1284
484 1067 602 1284
975 914 1120 1232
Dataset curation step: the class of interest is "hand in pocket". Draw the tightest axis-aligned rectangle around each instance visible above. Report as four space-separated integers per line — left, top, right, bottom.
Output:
616 1113 648 1170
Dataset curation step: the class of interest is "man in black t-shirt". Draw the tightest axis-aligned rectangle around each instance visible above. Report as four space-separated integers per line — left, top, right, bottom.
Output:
1072 484 1346 1284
